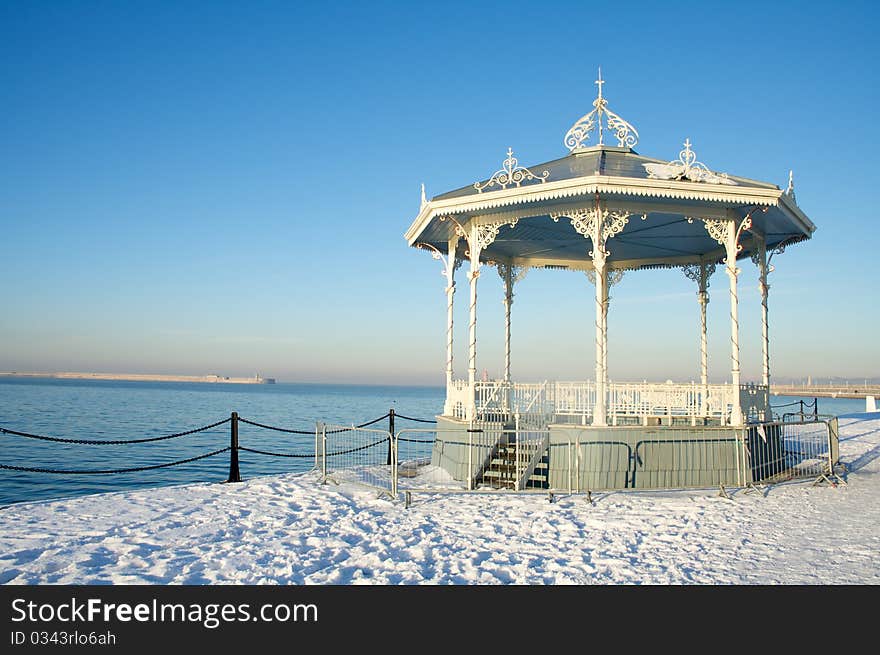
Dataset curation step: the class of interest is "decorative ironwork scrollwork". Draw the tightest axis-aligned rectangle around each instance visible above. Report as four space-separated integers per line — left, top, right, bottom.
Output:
586 268 624 289
603 211 629 241
474 147 549 193
440 214 515 258
496 262 527 285
551 208 599 238
702 219 728 246
415 242 456 279
682 262 716 288
552 207 630 259
563 68 639 151
644 139 737 185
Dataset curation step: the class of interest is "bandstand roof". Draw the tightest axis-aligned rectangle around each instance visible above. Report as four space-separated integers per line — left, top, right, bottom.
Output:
405 77 815 272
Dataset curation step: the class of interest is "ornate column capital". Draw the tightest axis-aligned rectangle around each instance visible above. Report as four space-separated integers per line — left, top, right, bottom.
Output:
683 262 716 300
439 215 518 271
415 242 459 282
496 262 527 304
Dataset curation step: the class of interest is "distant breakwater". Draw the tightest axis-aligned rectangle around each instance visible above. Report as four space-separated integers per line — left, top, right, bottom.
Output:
770 384 880 399
0 372 273 384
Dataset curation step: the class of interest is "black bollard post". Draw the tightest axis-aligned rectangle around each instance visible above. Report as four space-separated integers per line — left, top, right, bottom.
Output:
387 408 395 465
227 411 241 483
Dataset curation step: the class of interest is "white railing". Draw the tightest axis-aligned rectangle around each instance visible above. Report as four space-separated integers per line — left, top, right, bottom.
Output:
447 379 471 420
554 381 596 423
453 379 762 426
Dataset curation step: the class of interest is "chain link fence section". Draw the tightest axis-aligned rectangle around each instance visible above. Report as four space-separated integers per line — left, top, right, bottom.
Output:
317 423 394 496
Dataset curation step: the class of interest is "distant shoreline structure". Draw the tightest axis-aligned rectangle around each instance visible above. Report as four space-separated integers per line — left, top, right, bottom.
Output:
0 372 276 385
770 384 880 399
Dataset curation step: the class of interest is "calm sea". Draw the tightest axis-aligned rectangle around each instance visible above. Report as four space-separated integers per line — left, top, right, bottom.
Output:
0 378 444 507
0 378 868 507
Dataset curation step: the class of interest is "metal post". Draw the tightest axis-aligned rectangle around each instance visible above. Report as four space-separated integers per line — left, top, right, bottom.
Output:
391 427 398 497
387 408 395 465
226 411 241 483
736 427 745 487
568 440 572 494
314 423 319 471
467 427 474 490
514 413 521 491
321 423 327 483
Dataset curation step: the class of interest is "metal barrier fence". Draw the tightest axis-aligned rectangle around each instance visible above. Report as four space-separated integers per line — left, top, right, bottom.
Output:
395 428 472 492
743 416 840 487
318 423 394 496
381 416 843 498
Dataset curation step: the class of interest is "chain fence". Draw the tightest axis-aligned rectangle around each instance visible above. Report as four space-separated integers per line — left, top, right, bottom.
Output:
1 408 843 502
770 397 819 422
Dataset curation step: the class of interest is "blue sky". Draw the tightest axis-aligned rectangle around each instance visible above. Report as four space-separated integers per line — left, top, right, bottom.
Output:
1 0 877 385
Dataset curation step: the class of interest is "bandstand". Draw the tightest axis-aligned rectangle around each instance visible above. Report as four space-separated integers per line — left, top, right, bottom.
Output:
402 73 821 491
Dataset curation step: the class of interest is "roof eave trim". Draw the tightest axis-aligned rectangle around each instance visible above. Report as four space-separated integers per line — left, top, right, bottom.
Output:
405 175 787 245
777 192 817 234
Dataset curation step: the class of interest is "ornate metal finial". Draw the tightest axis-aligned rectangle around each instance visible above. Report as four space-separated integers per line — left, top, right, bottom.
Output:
420 183 427 209
643 138 737 185
474 147 549 193
564 68 639 151
786 170 797 203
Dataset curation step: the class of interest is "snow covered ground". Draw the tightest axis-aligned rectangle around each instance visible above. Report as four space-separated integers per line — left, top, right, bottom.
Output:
1 415 878 585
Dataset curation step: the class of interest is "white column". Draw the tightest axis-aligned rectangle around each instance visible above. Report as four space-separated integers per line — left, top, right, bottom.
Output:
724 222 744 426
698 264 712 415
602 268 610 387
502 264 514 384
683 263 714 416
592 221 608 427
704 217 751 426
500 264 515 417
698 288 709 414
752 237 772 422
553 206 628 427
451 219 505 421
467 231 480 421
442 237 459 416
755 240 770 388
